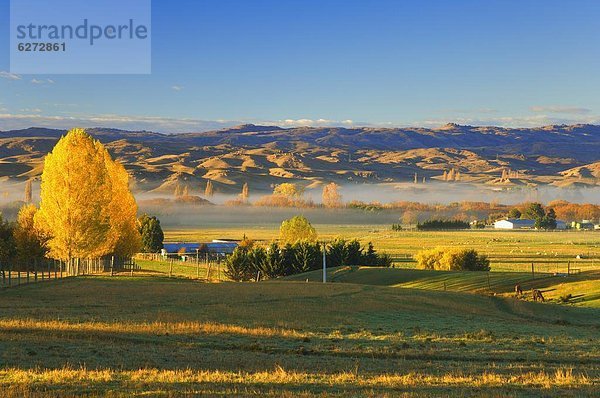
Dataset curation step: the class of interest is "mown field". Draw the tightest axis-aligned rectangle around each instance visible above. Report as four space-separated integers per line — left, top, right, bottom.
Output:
165 226 600 273
0 275 599 397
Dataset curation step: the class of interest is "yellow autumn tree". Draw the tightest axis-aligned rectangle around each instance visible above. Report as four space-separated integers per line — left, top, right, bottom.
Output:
322 182 342 208
104 154 142 257
24 179 33 203
205 180 214 197
273 183 304 198
240 182 249 202
14 204 47 265
34 128 140 260
279 215 317 244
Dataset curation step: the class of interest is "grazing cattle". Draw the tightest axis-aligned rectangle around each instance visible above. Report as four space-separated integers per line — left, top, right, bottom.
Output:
515 284 523 297
532 289 545 302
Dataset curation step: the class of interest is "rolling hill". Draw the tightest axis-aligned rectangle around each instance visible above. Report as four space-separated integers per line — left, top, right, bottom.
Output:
1 123 600 194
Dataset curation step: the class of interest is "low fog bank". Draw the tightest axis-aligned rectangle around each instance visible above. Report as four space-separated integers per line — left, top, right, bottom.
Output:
138 206 401 228
327 183 600 206
2 180 600 226
137 182 600 227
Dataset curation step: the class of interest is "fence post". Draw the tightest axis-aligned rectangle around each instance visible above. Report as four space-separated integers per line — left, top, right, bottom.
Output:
8 265 11 286
17 269 21 286
196 251 200 279
206 261 212 282
130 258 134 277
568 261 571 276
110 256 114 276
169 259 173 278
531 263 535 279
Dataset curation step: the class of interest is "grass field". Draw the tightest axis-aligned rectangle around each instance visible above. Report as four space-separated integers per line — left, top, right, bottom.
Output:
135 259 227 281
286 267 600 308
165 225 600 273
1 275 599 397
1 225 599 396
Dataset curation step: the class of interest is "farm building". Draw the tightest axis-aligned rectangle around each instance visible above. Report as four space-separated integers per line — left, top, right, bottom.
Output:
494 219 567 230
162 240 239 255
494 219 535 230
571 220 595 230
555 220 568 230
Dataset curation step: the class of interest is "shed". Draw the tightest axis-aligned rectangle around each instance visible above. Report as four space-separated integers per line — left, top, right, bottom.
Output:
494 219 536 230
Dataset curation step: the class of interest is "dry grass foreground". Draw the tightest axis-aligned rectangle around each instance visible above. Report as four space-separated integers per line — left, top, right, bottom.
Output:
0 275 598 397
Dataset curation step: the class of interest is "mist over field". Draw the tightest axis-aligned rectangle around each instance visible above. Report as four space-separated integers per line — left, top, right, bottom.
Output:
2 178 600 227
130 183 600 228
307 183 600 206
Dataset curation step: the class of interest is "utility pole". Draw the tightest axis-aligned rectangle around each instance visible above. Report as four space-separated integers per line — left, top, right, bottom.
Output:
322 242 327 283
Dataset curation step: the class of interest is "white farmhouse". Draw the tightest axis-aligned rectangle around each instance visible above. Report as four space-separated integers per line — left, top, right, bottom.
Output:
494 219 536 230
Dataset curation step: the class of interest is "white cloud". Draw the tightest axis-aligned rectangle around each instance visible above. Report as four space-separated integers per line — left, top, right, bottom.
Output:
275 118 358 128
0 71 21 80
0 112 239 133
171 85 183 91
417 114 600 129
31 78 55 84
0 112 598 134
530 105 591 115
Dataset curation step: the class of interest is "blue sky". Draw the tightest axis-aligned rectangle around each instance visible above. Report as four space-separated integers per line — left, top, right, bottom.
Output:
1 0 600 132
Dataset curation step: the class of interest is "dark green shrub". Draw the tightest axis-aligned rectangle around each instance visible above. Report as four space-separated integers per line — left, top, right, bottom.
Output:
417 220 470 230
292 241 322 273
257 242 286 279
224 247 256 281
327 239 348 268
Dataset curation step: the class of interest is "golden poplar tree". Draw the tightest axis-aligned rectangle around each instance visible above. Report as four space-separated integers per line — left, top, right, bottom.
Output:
24 179 33 203
240 182 249 202
322 182 342 208
279 215 318 244
273 183 303 198
34 128 140 260
205 180 214 197
448 169 456 181
104 154 141 257
14 204 47 264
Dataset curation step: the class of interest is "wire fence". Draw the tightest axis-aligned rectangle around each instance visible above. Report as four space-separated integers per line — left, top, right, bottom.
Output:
0 256 138 288
388 252 597 274
135 252 227 281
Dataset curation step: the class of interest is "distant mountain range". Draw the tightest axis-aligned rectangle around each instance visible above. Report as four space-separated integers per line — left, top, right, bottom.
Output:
1 123 600 194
